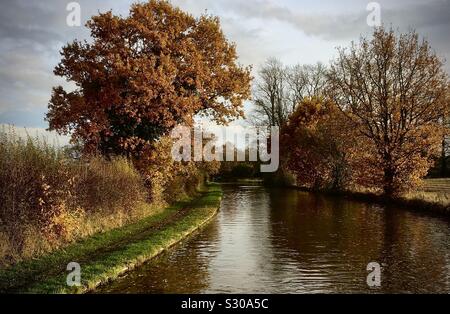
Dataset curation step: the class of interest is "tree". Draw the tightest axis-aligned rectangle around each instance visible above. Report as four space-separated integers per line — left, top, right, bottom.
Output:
327 27 449 196
439 113 450 177
252 59 328 127
252 58 289 127
47 0 252 156
281 97 353 190
286 62 328 112
251 59 329 186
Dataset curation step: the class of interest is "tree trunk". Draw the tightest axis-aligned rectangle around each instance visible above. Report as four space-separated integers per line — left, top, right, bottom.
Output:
383 157 396 197
441 138 447 177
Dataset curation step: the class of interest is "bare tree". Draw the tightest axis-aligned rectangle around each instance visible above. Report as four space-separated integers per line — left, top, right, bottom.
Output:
252 58 290 127
287 62 328 111
252 59 328 127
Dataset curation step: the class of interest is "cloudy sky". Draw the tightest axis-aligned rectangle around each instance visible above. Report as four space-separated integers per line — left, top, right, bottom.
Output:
0 0 449 138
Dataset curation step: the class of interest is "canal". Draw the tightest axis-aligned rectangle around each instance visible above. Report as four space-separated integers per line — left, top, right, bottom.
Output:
97 184 450 293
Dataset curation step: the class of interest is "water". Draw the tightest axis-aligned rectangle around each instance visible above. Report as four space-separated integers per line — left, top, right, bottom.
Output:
97 184 450 293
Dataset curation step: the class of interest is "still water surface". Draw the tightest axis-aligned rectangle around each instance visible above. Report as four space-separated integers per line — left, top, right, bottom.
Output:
98 184 450 293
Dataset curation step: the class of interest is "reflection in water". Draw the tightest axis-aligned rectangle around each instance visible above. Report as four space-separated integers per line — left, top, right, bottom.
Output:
97 185 450 293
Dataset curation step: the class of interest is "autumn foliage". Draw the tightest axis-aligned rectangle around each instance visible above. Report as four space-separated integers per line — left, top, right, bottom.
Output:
327 28 449 196
0 128 147 263
282 28 449 196
47 0 251 156
4 2 450 267
1 1 249 265
281 97 353 190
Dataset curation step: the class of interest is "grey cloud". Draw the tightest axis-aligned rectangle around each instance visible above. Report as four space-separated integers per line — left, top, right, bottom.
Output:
219 0 450 40
0 0 449 128
206 0 450 71
0 0 63 44
0 0 132 127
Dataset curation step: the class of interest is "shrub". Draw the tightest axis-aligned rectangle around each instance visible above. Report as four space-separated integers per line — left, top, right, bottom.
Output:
0 128 74 249
75 157 146 214
0 128 148 265
133 135 214 204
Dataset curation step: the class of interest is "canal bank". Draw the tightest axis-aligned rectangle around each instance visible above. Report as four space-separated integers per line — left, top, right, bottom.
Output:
292 187 450 218
0 184 222 294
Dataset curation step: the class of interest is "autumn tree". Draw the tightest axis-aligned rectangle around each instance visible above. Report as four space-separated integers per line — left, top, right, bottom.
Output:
327 27 449 196
281 97 353 190
47 0 252 156
251 59 329 186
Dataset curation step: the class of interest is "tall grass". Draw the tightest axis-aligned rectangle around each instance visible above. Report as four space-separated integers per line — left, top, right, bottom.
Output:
0 127 153 267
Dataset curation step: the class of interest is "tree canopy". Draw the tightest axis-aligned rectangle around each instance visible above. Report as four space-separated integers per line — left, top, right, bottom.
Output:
327 27 449 195
47 0 252 156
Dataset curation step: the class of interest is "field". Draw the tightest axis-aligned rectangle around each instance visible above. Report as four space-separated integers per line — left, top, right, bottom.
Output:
421 179 450 193
404 179 450 206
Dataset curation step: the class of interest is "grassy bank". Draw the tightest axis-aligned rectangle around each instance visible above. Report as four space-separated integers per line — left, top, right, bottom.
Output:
340 191 450 216
0 184 222 294
294 181 450 217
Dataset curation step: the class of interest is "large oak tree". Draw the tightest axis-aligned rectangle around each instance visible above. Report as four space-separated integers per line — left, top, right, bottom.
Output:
328 28 449 196
47 0 251 156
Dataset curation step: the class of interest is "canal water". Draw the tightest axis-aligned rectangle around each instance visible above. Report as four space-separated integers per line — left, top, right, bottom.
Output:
97 184 450 293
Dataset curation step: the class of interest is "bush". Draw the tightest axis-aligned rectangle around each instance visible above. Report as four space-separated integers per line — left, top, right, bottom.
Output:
133 135 213 204
0 128 216 266
75 157 146 214
0 128 73 247
0 128 148 265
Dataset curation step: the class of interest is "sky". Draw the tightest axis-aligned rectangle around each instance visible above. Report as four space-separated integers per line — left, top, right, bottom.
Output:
0 0 449 143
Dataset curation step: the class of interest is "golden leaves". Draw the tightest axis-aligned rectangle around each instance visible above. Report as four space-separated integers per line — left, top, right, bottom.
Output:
47 0 252 157
327 27 449 196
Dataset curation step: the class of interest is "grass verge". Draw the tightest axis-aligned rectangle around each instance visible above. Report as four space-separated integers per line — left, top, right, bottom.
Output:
0 184 222 294
294 186 450 217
